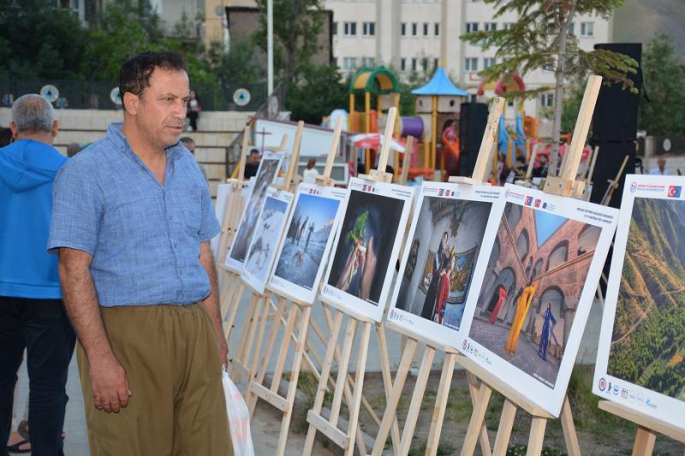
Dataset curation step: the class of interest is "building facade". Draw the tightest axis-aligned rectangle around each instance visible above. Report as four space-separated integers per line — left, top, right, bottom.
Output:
325 0 613 118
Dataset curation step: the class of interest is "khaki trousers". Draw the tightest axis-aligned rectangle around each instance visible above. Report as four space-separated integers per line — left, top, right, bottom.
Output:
77 302 233 456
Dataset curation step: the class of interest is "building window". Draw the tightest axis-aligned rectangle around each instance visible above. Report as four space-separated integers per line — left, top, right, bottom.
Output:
363 22 376 36
466 22 479 33
567 22 575 36
401 22 407 36
577 225 600 255
464 57 478 71
516 230 530 263
503 22 516 30
343 57 357 71
412 22 418 36
344 22 357 36
547 241 569 271
361 57 375 67
540 93 554 107
411 58 417 71
580 21 594 37
400 58 406 71
434 22 440 36
423 23 429 36
433 58 439 69
483 58 496 69
484 22 497 32
332 22 338 35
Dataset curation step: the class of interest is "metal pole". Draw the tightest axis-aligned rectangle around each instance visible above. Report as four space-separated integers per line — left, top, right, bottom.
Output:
267 0 274 96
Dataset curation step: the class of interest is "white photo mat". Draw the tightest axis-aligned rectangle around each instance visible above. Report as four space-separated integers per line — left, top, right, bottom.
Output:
268 183 349 304
387 181 505 349
320 177 414 322
225 151 284 272
210 183 235 257
593 174 685 430
241 186 294 295
458 183 619 416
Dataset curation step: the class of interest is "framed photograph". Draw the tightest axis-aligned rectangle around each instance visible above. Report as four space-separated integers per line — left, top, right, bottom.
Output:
320 178 414 322
593 175 685 431
225 151 284 271
269 183 349 304
241 187 294 295
459 184 619 416
387 182 504 348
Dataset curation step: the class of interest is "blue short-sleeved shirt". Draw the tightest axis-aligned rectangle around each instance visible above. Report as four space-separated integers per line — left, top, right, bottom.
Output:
48 123 221 307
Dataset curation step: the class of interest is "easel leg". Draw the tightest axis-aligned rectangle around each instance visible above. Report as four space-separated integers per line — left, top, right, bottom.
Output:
466 371 492 456
303 310 344 455
376 324 402 453
344 321 372 456
425 352 457 456
276 304 312 456
460 382 492 456
224 283 245 345
398 346 436 455
232 292 264 382
371 338 418 456
527 416 548 455
246 292 274 385
632 426 656 456
560 396 581 456
492 400 517 456
247 296 287 416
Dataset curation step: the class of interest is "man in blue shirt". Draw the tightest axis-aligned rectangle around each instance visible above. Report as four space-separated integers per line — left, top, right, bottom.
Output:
0 94 76 455
48 52 232 455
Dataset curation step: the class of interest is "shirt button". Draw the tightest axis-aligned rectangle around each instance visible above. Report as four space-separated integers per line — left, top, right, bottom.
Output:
174 243 178 248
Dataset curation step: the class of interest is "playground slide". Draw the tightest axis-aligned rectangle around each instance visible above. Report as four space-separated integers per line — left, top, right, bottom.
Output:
442 134 460 164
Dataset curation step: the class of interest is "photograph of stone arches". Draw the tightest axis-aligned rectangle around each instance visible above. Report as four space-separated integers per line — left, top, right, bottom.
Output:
468 201 601 388
395 196 492 331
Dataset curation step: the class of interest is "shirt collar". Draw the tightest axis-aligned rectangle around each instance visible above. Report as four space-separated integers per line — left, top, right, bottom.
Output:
107 122 184 161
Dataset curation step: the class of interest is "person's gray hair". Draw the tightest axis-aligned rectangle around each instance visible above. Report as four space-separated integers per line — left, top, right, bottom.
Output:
11 94 55 134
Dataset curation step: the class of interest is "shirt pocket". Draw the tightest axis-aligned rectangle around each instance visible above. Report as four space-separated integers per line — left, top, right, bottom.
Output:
182 202 202 235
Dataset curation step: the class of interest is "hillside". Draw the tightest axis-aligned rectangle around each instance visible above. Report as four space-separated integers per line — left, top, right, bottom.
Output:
613 0 685 61
608 197 685 399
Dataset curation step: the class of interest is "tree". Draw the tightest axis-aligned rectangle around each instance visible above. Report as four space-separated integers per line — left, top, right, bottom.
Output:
208 39 266 86
461 0 639 176
253 0 326 89
286 63 347 125
0 0 89 79
639 33 685 136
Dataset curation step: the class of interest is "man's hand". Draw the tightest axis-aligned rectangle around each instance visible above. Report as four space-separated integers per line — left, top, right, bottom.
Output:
89 355 131 413
217 332 229 368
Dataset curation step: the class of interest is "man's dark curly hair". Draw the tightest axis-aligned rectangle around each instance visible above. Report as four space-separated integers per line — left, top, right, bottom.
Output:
119 51 187 101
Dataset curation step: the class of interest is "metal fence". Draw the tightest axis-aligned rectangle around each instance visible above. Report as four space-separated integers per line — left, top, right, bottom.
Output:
0 79 271 112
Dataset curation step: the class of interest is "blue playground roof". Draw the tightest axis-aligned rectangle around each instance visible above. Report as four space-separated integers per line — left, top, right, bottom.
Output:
411 67 469 96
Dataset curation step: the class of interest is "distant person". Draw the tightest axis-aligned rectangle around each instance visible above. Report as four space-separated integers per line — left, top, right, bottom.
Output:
244 148 261 179
649 157 669 175
532 154 549 178
303 158 318 182
0 127 12 146
180 136 208 181
186 89 201 131
0 94 76 456
66 142 87 158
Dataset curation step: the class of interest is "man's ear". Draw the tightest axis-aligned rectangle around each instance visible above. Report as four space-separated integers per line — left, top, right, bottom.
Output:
123 92 139 115
9 121 18 140
51 120 59 138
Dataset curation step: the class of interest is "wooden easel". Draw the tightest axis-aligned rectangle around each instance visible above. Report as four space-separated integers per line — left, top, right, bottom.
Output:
227 130 297 383
600 154 630 206
303 107 404 456
370 97 504 456
243 120 344 455
459 75 603 456
598 401 685 456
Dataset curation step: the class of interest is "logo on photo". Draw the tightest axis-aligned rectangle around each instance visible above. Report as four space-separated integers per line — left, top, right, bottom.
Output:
462 340 468 350
630 182 637 193
534 199 541 208
621 388 629 399
668 186 682 198
613 385 619 396
525 196 534 206
439 189 445 196
598 378 607 392
542 202 548 209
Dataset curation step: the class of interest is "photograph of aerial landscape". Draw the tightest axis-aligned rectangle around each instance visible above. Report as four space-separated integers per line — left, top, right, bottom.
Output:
607 197 685 402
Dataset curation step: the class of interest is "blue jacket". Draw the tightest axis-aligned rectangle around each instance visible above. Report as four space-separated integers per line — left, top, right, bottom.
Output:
0 139 67 299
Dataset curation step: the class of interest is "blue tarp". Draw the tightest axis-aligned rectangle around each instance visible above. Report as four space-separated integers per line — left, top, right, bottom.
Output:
411 67 469 96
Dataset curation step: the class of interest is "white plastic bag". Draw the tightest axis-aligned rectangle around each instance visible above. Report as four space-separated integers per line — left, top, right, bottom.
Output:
222 369 255 456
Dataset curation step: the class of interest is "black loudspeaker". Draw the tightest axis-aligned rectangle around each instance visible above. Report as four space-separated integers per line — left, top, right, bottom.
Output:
591 43 642 143
588 142 636 209
459 102 488 176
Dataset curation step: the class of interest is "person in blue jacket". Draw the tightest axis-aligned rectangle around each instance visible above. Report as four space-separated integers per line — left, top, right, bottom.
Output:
0 94 76 456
